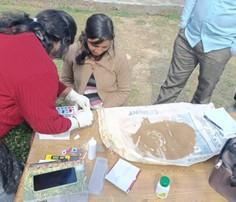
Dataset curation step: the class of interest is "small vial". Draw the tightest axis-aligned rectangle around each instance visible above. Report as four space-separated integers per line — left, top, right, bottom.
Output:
77 161 85 172
76 161 86 190
156 176 170 199
88 137 97 160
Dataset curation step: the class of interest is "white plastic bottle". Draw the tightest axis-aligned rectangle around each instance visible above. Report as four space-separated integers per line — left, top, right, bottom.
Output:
88 137 97 160
156 176 170 199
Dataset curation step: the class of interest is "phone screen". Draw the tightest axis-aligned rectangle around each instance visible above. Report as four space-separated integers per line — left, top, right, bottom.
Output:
33 167 77 191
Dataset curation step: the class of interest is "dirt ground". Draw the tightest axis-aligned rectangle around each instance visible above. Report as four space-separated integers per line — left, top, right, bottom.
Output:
2 0 236 108
114 15 236 108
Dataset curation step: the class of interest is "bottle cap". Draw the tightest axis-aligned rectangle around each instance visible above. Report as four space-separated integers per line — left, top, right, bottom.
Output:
160 176 170 187
89 137 96 144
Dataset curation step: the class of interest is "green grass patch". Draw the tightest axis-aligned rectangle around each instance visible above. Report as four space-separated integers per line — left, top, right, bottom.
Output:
57 5 96 15
166 13 180 21
3 123 32 165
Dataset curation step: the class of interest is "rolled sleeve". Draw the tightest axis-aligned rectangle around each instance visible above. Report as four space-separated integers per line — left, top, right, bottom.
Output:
180 0 197 28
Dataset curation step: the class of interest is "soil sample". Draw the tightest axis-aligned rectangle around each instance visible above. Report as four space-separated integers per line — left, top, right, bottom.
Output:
132 119 195 160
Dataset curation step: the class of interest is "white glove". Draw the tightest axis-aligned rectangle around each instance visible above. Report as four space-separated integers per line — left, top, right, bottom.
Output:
65 89 90 110
68 116 79 131
73 110 93 128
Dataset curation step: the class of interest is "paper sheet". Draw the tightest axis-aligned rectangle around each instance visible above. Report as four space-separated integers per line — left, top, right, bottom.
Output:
36 131 70 140
36 106 75 140
105 158 140 192
204 107 236 138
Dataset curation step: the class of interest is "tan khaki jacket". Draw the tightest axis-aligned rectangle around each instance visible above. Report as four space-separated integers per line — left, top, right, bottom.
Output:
61 42 131 107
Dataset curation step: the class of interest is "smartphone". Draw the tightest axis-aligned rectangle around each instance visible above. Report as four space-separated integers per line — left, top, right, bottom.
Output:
33 167 77 191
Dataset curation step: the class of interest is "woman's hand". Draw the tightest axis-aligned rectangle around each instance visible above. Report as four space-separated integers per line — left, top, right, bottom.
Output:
65 89 90 110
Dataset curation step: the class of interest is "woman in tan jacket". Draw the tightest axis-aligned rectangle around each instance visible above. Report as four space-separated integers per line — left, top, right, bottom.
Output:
61 13 131 108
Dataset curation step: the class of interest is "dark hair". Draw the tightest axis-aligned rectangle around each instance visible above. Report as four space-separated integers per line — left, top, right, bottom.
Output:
0 9 77 58
76 13 114 65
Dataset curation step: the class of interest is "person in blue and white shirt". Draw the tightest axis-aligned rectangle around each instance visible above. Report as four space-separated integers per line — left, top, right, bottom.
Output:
155 0 236 104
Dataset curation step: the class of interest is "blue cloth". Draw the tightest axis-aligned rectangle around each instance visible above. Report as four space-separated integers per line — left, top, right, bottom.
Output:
0 175 14 202
180 0 236 54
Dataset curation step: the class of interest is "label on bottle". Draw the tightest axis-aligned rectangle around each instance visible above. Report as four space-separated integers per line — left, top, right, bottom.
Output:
156 179 170 199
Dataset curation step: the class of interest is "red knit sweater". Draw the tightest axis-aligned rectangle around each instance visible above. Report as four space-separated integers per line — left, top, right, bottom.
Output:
0 32 71 137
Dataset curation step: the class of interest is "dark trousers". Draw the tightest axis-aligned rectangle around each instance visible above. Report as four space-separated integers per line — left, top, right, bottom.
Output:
0 141 22 201
156 29 232 104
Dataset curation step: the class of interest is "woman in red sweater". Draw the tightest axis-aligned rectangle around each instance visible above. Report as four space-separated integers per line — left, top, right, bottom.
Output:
0 9 93 198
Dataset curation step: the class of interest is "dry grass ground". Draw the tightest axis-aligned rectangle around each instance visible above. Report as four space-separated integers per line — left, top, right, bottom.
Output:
1 0 236 163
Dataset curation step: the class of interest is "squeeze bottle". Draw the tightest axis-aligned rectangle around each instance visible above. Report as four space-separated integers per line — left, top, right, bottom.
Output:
88 137 97 160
